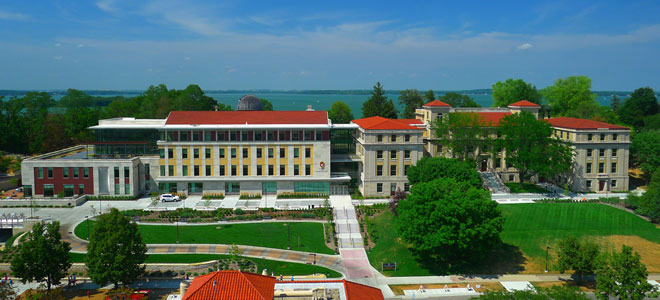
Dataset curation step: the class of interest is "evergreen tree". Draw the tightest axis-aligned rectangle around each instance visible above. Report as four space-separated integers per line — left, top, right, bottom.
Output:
362 82 398 119
610 95 620 113
424 89 435 103
398 89 424 119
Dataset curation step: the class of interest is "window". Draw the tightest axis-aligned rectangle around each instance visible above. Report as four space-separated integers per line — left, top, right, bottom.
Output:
404 183 410 192
124 166 129 178
159 149 165 158
292 131 300 141
63 184 74 197
391 134 396 142
268 131 275 141
182 148 188 159
205 165 211 176
377 165 383 176
192 165 199 176
219 148 225 158
404 150 411 159
257 165 263 176
280 148 286 158
587 149 593 157
204 131 211 141
304 131 313 140
509 175 514 181
377 150 383 159
37 168 43 179
600 134 605 141
586 180 592 188
268 148 274 158
495 159 501 168
182 165 189 176
243 148 248 158
377 135 383 142
599 149 605 157
114 167 119 178
84 167 89 178
231 148 237 158
205 149 211 159
219 165 225 176
390 165 396 176
405 134 410 142
73 168 79 179
43 184 54 197
612 149 617 157
611 163 617 173
194 149 199 159
613 133 618 140
168 165 174 176
280 165 286 176
243 165 248 176
588 133 593 141
257 148 263 158
268 165 274 176
145 164 150 177
294 165 300 176
255 131 262 141
63 168 69 179
218 131 226 141
192 131 202 141
377 183 383 193
180 131 188 141
78 184 85 195
294 148 300 158
305 147 311 158
160 166 165 176
305 164 311 175
560 131 564 138
391 150 397 159
168 149 174 158
586 163 592 173
599 163 604 173
114 184 120 195
241 131 248 141
47 167 54 178
231 165 237 176
316 131 323 140
125 184 130 194
612 180 617 187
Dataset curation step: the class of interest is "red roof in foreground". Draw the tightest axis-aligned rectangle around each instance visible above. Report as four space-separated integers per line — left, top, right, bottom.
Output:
352 116 424 130
182 271 276 300
165 111 328 125
508 100 540 107
285 280 385 300
545 117 629 130
424 100 451 107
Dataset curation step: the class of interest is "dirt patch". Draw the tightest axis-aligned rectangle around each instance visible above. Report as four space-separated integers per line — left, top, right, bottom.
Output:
532 281 596 292
595 235 660 273
390 282 503 296
62 288 177 300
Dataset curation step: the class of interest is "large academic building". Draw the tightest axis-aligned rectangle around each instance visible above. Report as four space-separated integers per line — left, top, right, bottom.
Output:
21 95 630 198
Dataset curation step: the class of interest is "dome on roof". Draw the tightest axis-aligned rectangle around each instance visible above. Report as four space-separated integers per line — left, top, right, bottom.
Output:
237 94 263 111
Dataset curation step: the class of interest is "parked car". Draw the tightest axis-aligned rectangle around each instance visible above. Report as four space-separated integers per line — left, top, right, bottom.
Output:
160 194 180 202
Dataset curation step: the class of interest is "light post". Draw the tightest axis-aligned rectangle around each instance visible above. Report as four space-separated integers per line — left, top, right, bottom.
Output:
545 246 551 273
310 253 317 275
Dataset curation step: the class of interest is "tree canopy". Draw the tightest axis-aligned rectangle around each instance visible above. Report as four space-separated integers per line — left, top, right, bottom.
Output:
542 76 599 118
424 90 435 103
260 98 274 111
11 222 71 291
433 112 493 161
491 78 541 107
497 112 573 187
630 129 660 182
474 285 589 300
555 235 600 282
398 89 425 119
86 208 147 288
395 178 503 269
595 246 657 300
328 101 354 124
439 92 480 107
618 87 659 129
635 166 660 223
406 157 482 188
362 82 398 119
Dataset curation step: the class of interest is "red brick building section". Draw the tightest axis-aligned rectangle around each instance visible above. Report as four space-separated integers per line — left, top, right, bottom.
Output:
33 166 94 195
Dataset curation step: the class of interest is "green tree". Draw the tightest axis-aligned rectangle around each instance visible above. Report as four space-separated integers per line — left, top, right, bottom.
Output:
172 84 217 112
491 78 541 107
86 208 147 288
433 112 493 161
395 178 504 268
406 157 482 188
328 101 354 124
542 76 599 118
618 87 659 129
260 98 274 111
610 95 621 113
643 114 660 131
630 130 660 182
216 103 233 111
398 89 424 119
362 82 398 119
439 92 480 107
498 112 573 188
58 88 93 108
636 166 660 222
10 222 71 291
592 106 620 125
555 235 600 282
424 89 435 103
473 285 589 299
0 281 16 300
595 246 657 300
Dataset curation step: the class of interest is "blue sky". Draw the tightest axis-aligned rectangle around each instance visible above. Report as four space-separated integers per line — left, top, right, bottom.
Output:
1 0 659 91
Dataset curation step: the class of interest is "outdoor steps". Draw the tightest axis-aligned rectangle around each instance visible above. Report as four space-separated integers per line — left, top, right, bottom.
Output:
481 171 510 194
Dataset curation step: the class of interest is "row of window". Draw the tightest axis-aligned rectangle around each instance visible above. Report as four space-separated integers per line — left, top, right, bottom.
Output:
375 165 410 177
376 150 412 160
586 162 618 174
160 147 312 160
41 184 87 197
161 130 329 142
113 166 130 178
587 133 619 141
586 179 618 189
376 183 410 193
37 167 90 179
376 134 412 143
586 149 619 157
159 164 313 177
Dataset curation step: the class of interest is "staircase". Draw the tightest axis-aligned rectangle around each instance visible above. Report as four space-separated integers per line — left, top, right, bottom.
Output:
481 171 510 194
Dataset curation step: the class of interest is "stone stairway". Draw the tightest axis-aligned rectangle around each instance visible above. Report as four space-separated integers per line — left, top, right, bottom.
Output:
481 171 510 194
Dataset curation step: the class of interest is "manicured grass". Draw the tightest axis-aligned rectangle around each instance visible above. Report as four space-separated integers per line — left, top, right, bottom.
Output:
3 233 22 249
367 203 660 276
505 182 549 193
68 253 341 278
74 221 334 254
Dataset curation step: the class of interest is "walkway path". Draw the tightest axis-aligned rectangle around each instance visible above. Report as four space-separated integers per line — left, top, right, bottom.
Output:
330 195 373 281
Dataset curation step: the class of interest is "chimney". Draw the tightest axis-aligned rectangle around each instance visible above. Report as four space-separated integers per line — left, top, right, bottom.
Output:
306 105 314 111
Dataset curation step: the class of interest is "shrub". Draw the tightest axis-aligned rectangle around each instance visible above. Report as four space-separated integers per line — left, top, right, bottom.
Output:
234 208 244 215
202 193 225 200
301 213 315 218
239 192 261 200
277 192 329 199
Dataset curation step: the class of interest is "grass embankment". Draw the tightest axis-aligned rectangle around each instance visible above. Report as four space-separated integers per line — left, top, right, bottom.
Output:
368 203 660 276
74 221 334 254
68 253 341 278
505 182 549 193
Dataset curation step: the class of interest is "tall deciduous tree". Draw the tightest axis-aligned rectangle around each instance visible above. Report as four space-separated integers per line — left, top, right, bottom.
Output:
542 76 599 118
636 166 660 223
11 222 71 291
433 112 493 161
396 178 503 269
406 157 482 188
476 285 589 299
398 89 424 119
424 90 435 103
595 246 657 300
491 79 541 107
86 208 147 288
498 112 573 188
556 235 600 282
260 98 274 111
439 92 480 107
630 129 660 182
362 82 398 119
618 87 659 129
328 101 354 124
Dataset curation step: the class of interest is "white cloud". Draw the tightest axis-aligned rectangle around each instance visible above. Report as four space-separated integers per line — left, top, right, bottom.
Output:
55 43 61 47
518 43 533 50
0 10 30 21
54 56 63 60
142 0 225 36
96 0 118 12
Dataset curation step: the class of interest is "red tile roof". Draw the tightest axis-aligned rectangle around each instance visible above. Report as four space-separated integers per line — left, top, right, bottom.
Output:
284 280 385 300
424 100 451 107
352 116 424 130
182 271 276 300
508 100 540 107
545 117 630 130
165 111 329 125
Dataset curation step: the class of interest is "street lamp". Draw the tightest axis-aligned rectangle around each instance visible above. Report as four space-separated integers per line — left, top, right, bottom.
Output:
310 253 317 275
545 246 551 273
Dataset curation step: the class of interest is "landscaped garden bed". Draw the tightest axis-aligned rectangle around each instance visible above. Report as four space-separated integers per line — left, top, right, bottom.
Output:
117 207 331 223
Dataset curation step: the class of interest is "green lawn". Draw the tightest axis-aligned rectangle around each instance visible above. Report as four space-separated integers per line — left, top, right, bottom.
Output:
505 182 549 193
74 221 334 254
367 203 660 276
68 253 341 278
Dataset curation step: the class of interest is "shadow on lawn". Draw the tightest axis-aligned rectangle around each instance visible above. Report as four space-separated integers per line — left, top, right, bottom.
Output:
410 243 526 275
